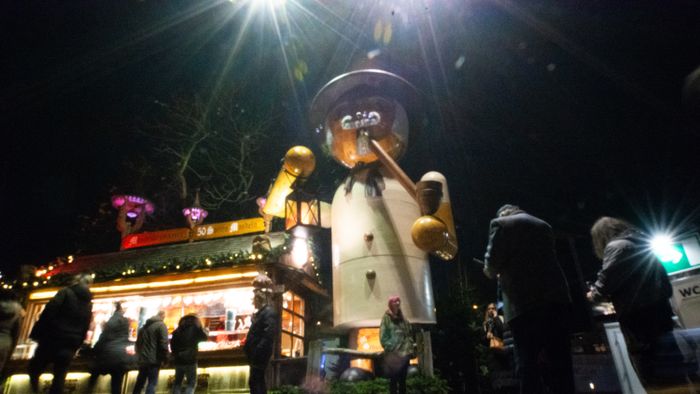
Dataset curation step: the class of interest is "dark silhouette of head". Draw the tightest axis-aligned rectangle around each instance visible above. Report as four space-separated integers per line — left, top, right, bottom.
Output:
590 216 636 259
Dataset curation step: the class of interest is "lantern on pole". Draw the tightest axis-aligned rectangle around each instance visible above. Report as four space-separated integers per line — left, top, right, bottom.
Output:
182 191 208 228
284 188 330 238
112 194 154 240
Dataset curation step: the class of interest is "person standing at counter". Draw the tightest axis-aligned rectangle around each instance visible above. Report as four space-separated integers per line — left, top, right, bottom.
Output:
133 311 169 394
170 314 208 394
587 216 693 390
482 204 574 394
29 273 94 394
380 296 415 394
87 301 132 394
244 274 278 394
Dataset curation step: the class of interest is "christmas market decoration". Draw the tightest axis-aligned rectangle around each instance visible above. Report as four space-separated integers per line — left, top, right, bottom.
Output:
308 70 458 371
284 187 331 237
14 232 323 291
183 191 209 228
120 218 265 250
261 146 316 219
112 194 155 239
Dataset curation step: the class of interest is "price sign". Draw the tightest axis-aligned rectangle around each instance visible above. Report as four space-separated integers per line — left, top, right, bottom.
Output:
121 218 266 249
191 218 266 240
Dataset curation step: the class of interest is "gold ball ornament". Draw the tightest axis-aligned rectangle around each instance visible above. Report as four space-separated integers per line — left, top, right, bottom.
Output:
283 146 316 177
411 215 448 252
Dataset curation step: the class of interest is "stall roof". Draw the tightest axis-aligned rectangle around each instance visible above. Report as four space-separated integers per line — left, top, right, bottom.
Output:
52 232 287 277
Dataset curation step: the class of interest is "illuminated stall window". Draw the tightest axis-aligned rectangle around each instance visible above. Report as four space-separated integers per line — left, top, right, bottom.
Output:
17 287 256 360
280 291 305 358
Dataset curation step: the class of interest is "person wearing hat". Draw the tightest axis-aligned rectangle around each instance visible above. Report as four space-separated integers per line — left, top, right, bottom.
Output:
482 204 574 394
244 274 278 394
380 296 415 394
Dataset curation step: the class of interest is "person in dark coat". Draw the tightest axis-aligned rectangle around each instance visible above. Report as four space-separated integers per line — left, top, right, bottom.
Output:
87 301 133 394
483 204 574 394
170 314 208 394
29 272 94 394
132 310 169 394
244 274 278 394
0 289 23 385
587 216 696 390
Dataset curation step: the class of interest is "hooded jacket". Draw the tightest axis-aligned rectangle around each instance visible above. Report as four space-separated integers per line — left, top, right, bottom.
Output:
135 315 169 366
170 316 208 365
30 283 93 348
91 311 134 371
379 311 414 357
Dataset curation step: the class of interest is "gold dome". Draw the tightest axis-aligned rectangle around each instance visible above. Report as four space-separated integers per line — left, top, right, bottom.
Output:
283 146 316 177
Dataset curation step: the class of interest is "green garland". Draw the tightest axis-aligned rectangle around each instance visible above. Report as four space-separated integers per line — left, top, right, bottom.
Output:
7 234 322 291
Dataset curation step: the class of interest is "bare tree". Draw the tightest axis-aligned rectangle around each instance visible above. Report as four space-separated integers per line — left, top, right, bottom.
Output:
147 91 270 208
104 89 274 232
74 88 275 252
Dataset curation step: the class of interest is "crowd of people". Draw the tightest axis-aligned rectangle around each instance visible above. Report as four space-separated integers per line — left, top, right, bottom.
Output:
482 204 699 394
2 273 275 394
0 207 695 394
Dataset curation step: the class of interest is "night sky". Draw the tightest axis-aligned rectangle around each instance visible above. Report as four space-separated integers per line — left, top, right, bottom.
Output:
2 0 700 291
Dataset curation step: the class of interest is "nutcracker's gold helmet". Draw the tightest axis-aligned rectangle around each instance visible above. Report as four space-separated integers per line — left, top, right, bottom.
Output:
310 69 422 169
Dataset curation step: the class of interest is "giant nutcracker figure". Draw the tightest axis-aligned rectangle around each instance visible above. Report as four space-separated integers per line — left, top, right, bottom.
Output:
308 69 458 350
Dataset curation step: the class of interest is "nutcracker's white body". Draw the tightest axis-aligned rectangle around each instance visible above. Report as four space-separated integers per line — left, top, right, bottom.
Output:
331 166 436 329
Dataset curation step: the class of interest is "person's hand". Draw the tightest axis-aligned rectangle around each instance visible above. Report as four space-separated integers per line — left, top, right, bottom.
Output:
486 332 493 340
586 290 594 302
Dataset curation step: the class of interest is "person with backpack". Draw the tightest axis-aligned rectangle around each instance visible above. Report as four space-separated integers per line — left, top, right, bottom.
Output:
170 314 208 394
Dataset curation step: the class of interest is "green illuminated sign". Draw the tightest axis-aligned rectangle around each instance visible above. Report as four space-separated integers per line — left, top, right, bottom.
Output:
656 243 692 275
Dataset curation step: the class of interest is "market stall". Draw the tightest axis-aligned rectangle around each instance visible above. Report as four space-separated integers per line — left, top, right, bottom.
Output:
4 227 328 393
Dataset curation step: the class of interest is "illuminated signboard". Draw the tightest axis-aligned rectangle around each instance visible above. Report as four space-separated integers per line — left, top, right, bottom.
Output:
656 233 700 276
190 218 266 241
122 218 266 250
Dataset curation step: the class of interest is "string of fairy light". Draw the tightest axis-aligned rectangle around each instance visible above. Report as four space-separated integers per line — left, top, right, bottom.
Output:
1 236 322 291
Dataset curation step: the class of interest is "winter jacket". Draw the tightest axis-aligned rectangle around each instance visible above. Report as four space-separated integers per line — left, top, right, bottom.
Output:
483 211 571 322
590 231 674 334
135 315 169 366
91 311 133 372
244 305 277 368
30 283 93 349
379 312 414 357
170 318 208 365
